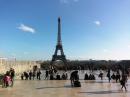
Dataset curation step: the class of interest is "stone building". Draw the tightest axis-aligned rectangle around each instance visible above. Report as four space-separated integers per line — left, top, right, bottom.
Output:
0 57 40 75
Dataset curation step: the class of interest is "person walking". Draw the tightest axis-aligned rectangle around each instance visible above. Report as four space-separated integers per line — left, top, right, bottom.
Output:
32 71 35 80
107 69 111 83
120 74 128 91
115 71 120 83
37 70 41 80
45 70 49 80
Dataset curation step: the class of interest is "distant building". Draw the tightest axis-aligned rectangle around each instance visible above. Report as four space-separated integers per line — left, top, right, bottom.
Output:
0 57 40 74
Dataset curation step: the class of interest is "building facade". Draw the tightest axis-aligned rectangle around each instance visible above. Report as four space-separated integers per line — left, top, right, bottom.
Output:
0 57 40 75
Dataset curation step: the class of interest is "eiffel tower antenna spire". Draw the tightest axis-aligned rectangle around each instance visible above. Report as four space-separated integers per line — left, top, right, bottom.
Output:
57 17 62 45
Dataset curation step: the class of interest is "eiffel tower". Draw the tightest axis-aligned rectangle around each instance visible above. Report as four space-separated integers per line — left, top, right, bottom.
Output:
50 17 67 70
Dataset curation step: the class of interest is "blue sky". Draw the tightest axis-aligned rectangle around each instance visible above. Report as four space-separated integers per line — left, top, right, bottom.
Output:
0 0 130 60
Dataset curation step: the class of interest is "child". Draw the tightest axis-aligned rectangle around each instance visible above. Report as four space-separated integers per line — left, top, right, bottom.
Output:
2 71 12 88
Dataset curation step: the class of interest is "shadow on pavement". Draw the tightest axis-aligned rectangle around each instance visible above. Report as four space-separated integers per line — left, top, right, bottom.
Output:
79 90 130 95
36 85 73 89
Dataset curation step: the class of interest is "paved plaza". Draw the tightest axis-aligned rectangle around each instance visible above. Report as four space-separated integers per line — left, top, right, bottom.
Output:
0 79 130 97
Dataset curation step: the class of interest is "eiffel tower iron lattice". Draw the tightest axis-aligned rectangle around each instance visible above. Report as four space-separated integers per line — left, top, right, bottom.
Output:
50 17 68 70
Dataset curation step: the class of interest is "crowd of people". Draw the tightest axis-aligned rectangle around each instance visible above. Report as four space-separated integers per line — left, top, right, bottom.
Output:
19 67 129 91
21 69 68 80
0 67 129 91
105 70 128 90
69 69 129 90
21 70 41 80
84 73 95 80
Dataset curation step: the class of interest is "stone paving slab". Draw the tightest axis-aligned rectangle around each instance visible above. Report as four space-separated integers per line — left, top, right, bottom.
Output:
0 80 130 97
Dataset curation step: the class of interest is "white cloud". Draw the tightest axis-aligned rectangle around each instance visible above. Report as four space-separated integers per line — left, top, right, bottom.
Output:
18 24 36 34
94 21 101 26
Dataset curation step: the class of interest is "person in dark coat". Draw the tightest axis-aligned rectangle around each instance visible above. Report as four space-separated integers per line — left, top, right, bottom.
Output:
84 73 88 80
62 73 66 80
45 70 49 80
56 73 61 80
70 71 79 86
9 68 15 87
32 71 35 80
10 68 15 79
111 73 116 80
21 73 24 80
107 69 111 83
29 71 32 80
120 74 128 91
37 70 41 80
99 71 103 80
24 72 29 80
115 72 120 83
